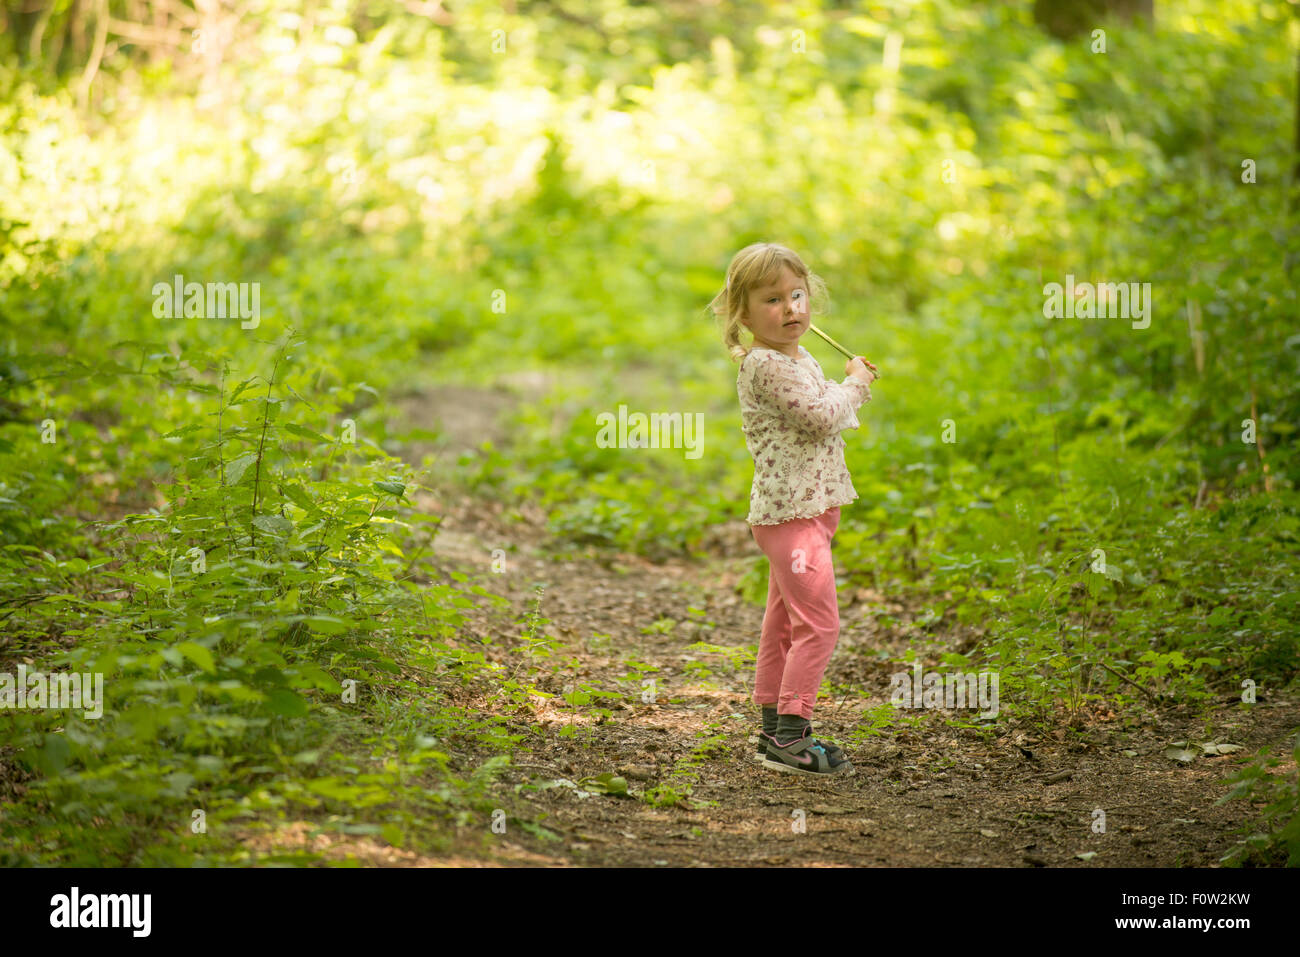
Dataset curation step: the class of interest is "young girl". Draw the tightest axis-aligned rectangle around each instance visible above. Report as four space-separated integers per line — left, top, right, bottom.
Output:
712 242 878 775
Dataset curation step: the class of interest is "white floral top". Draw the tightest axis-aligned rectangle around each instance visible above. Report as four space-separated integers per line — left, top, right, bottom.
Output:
736 345 872 525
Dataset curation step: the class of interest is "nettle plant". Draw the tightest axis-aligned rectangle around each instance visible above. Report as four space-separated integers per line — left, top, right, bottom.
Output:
489 595 624 740
117 333 430 690
488 585 563 720
1217 735 1300 868
1 334 464 863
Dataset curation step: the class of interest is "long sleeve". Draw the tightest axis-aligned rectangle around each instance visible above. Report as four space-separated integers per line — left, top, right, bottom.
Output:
750 352 871 440
827 378 868 434
737 345 872 525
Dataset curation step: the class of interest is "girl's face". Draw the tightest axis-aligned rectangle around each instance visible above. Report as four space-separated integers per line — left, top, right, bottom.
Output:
741 266 808 357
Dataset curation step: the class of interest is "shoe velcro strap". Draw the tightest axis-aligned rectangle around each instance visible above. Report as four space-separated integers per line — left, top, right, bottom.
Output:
772 735 820 755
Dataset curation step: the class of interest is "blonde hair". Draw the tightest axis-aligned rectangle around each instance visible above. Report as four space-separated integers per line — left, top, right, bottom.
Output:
707 242 830 363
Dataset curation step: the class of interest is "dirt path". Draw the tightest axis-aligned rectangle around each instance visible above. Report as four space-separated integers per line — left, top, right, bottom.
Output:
401 383 1297 868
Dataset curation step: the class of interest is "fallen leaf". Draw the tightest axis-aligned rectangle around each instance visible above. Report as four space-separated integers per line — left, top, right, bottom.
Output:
1198 742 1244 756
578 773 629 796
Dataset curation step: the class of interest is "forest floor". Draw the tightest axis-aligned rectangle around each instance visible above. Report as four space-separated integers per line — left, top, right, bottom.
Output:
276 379 1297 867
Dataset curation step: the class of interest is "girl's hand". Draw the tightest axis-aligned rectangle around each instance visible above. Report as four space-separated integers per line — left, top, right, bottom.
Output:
846 356 878 384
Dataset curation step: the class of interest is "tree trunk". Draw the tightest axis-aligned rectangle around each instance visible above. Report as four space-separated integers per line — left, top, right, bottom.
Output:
1033 0 1154 41
1293 23 1300 200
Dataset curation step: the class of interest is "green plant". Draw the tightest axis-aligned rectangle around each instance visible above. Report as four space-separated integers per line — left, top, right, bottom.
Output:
637 725 729 810
1132 650 1221 703
847 702 923 745
1216 735 1300 867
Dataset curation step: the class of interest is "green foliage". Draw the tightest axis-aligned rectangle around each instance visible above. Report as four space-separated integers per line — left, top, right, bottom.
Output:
0 331 509 864
682 640 755 681
1217 734 1300 867
848 702 925 746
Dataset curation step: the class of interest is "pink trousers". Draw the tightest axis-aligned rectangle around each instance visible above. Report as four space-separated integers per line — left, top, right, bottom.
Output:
749 506 841 720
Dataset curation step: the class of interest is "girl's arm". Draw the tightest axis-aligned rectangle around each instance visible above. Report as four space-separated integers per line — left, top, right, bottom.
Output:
749 352 871 440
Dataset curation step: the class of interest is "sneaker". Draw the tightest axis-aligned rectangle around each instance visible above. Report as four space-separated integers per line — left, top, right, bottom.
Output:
753 728 852 768
801 727 851 770
762 728 853 775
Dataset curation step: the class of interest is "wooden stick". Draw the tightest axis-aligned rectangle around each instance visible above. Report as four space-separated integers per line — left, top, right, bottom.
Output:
808 323 853 359
808 323 881 379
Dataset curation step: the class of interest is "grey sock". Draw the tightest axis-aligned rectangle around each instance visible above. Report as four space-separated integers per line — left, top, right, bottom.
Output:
774 713 810 744
761 706 778 736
